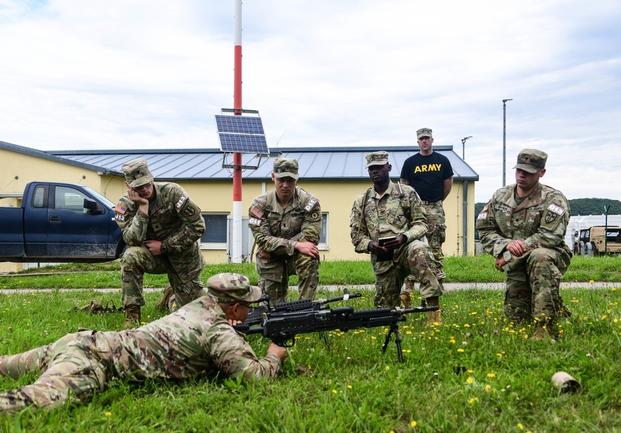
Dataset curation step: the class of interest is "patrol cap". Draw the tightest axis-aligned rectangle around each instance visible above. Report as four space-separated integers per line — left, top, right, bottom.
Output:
207 273 262 304
365 151 389 167
273 158 299 180
122 159 154 188
514 149 547 174
416 128 433 139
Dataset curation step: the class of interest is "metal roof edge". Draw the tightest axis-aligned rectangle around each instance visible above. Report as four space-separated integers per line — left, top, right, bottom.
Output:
1 140 123 176
50 145 456 155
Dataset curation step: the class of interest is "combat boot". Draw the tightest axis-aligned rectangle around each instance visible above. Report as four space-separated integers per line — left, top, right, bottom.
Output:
156 286 174 312
124 305 141 329
425 296 441 324
400 292 411 308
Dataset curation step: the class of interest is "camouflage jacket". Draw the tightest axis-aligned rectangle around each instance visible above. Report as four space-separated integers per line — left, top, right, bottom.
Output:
350 181 428 254
476 183 571 258
249 187 321 256
109 294 281 381
114 182 205 255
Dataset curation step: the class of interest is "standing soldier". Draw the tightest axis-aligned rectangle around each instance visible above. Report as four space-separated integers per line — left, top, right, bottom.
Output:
249 158 321 304
476 149 572 339
114 159 205 327
0 273 287 413
399 128 453 307
350 151 442 321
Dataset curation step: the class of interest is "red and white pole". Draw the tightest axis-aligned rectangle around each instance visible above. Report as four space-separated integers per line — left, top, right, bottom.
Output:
231 0 243 263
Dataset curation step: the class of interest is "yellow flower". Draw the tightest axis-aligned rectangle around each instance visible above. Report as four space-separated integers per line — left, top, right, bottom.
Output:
484 384 492 393
589 279 595 284
465 376 475 385
410 420 417 428
487 372 496 379
331 389 338 394
347 384 352 389
457 348 465 353
467 397 479 405
517 423 525 430
104 411 112 417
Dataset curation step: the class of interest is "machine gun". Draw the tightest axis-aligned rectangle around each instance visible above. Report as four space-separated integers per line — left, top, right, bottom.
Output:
244 292 363 326
235 305 438 362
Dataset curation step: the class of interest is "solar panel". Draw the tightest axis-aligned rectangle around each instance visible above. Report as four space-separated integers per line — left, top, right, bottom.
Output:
215 114 268 154
215 115 264 134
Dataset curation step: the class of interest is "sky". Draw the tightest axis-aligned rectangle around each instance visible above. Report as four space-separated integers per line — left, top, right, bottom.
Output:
0 0 620 203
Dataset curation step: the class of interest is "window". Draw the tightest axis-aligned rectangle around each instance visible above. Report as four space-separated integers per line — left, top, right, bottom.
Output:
32 186 46 208
201 213 228 246
319 212 329 249
54 186 87 213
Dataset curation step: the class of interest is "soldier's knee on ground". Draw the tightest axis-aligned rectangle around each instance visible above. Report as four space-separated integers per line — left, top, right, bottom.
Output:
121 246 151 272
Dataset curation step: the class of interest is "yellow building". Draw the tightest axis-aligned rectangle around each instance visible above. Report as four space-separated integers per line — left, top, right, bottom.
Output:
0 140 478 272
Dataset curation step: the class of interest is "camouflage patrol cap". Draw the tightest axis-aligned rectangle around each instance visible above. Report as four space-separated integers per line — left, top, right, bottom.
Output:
365 151 389 167
207 273 262 304
121 159 154 188
416 128 433 139
514 148 547 174
273 158 299 180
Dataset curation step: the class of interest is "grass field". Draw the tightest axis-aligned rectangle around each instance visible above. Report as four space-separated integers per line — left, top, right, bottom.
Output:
1 255 620 289
1 284 620 432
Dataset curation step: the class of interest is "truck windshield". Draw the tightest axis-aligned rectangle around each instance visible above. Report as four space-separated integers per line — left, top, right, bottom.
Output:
83 186 115 208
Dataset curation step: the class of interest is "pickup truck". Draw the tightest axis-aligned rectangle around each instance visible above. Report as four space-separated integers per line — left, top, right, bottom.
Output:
0 181 124 262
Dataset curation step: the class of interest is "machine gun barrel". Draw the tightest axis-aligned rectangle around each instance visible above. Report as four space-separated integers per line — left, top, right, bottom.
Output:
235 304 438 361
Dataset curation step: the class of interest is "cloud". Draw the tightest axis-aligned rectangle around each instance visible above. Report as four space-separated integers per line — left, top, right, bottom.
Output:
0 0 619 201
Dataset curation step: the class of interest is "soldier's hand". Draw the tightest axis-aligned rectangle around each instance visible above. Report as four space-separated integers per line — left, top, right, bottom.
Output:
295 241 319 259
507 239 527 257
268 342 289 362
144 240 163 256
495 257 507 271
128 188 149 214
382 234 407 250
368 241 389 255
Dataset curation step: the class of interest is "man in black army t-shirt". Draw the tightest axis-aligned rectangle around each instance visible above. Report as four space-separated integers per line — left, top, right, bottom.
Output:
399 128 453 312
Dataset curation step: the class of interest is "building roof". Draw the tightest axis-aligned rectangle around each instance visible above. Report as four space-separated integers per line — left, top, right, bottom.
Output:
1 140 478 181
49 145 479 182
0 140 121 175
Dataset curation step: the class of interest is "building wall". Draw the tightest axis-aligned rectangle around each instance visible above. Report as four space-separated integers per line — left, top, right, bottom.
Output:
0 148 476 271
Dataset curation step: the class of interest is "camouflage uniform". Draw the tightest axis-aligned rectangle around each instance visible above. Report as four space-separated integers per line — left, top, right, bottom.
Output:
476 149 572 325
249 160 321 304
115 159 205 312
0 274 281 413
350 152 441 308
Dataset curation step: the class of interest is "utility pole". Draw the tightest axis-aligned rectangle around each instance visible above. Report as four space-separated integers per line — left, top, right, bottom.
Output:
461 136 472 160
502 98 513 186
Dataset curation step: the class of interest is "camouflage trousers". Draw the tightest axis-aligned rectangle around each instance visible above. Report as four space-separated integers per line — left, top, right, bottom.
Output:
372 240 442 308
0 331 115 413
504 247 571 323
255 250 319 304
121 244 204 311
403 201 446 293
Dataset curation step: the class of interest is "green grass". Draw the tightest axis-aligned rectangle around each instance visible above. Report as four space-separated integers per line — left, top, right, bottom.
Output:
1 287 620 432
1 256 620 289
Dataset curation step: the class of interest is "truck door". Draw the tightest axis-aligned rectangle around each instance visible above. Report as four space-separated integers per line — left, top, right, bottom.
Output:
46 184 112 259
23 184 50 257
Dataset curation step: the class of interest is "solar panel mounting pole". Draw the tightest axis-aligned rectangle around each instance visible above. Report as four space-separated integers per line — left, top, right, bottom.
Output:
231 0 243 263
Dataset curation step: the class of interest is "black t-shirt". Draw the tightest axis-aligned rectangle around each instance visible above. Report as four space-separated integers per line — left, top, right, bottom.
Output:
400 152 454 202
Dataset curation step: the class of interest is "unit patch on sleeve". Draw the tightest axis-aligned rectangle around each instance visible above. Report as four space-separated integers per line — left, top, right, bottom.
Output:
248 217 262 226
544 203 565 224
175 195 188 211
114 202 127 222
304 198 318 212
